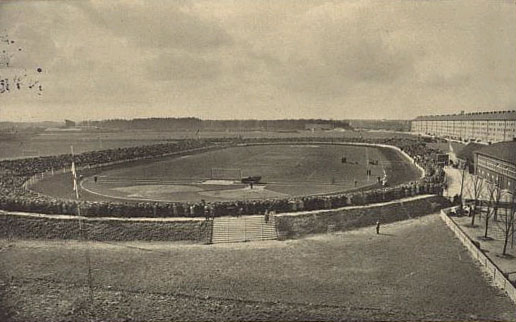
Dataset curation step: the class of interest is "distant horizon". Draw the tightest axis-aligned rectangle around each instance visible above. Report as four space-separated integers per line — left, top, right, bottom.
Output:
0 115 434 124
4 111 516 124
5 109 516 124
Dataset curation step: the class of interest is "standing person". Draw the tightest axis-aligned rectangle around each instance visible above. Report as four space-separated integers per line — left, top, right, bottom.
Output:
376 220 381 234
202 200 210 221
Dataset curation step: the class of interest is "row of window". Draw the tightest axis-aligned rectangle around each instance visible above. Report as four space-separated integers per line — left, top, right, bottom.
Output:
413 126 516 131
412 121 516 142
477 156 516 180
478 168 513 189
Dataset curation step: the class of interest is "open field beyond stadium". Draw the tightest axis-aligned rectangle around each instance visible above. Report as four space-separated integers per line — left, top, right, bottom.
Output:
32 144 421 203
1 214 514 321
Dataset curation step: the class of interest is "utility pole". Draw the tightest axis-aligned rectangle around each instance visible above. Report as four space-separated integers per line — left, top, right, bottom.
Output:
365 147 370 182
71 146 94 304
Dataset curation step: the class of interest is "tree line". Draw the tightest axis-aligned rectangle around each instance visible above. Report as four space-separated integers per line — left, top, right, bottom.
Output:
81 118 352 131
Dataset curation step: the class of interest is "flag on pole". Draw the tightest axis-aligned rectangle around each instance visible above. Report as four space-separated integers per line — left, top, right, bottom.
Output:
70 146 79 198
71 161 77 191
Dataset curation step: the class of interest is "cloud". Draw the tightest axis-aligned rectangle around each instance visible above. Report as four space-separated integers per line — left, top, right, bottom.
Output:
0 0 515 121
75 0 232 51
221 1 420 98
146 50 222 81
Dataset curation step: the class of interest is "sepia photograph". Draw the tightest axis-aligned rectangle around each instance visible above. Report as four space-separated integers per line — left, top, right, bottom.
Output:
1 0 516 320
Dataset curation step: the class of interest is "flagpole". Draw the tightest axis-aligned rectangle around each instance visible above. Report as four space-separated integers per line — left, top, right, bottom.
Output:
71 146 80 202
71 145 94 303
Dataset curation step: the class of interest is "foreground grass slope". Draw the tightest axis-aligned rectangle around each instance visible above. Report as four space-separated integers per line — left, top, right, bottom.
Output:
1 214 514 321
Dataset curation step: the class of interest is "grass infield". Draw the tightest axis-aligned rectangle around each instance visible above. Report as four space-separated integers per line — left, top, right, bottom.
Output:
33 144 421 203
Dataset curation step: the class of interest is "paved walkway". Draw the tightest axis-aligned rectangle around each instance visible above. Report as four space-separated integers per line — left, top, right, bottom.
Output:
444 166 511 202
443 166 462 198
444 166 516 283
453 214 516 282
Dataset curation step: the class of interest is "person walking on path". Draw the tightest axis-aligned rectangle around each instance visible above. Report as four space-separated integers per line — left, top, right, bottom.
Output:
376 220 381 234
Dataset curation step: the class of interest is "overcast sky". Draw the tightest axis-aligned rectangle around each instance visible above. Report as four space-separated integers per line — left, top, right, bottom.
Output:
0 0 515 122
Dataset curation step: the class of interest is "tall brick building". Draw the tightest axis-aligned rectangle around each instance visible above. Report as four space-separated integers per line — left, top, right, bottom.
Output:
411 110 516 144
474 141 516 191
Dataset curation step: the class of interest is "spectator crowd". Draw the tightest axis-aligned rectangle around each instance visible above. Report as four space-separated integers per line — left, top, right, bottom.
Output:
0 137 445 218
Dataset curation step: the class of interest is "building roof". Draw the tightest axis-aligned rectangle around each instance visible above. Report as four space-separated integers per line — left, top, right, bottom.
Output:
414 110 516 121
475 141 516 164
456 142 485 165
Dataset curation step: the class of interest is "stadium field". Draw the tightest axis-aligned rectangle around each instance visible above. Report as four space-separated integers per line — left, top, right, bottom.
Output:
1 215 514 320
33 144 421 203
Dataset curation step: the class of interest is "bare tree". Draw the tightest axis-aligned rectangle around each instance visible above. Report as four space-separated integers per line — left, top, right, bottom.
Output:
490 176 503 222
498 192 516 256
457 160 469 212
465 173 485 227
484 177 502 239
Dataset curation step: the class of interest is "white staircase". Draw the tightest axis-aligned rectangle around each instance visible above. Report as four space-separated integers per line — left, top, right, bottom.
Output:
211 215 278 244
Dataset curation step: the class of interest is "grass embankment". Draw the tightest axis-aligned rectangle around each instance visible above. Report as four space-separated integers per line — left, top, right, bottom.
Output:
0 195 448 242
0 213 209 242
276 195 450 238
1 215 514 321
